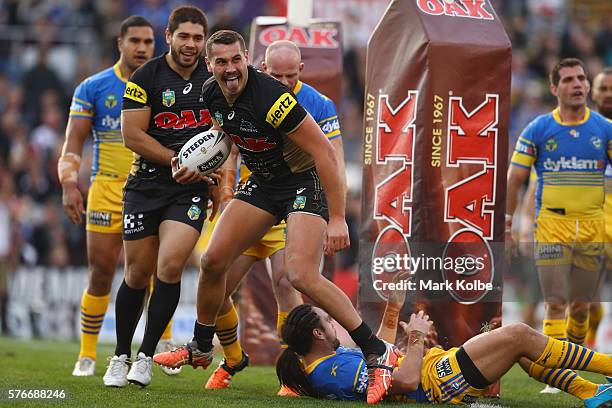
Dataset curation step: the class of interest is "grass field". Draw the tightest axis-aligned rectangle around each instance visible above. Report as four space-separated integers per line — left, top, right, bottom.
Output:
0 336 600 407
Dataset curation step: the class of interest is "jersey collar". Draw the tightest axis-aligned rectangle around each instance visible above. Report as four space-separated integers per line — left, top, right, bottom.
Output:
113 63 128 83
293 80 303 95
552 107 590 126
304 352 336 374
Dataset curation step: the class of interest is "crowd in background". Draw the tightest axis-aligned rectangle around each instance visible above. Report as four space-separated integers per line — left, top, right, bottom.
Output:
0 0 610 322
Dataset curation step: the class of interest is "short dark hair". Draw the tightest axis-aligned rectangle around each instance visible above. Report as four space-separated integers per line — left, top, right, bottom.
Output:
167 6 208 35
550 58 586 86
119 15 153 38
206 30 246 58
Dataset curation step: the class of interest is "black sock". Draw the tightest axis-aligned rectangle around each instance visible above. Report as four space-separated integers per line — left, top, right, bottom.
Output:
114 280 146 358
194 321 216 352
138 278 181 357
349 321 386 356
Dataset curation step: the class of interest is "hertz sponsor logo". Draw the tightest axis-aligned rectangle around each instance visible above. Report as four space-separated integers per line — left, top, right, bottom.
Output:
266 92 296 128
124 81 147 104
542 157 603 171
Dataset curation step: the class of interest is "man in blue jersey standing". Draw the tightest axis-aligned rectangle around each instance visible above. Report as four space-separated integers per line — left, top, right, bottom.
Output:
585 67 612 350
58 16 159 377
202 40 348 394
506 58 612 393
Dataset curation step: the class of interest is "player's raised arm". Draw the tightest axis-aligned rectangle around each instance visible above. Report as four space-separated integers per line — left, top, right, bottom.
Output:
389 311 433 394
121 108 175 167
58 116 91 224
286 114 349 255
377 270 411 344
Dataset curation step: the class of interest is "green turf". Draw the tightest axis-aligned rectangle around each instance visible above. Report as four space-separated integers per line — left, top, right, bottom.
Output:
0 336 601 407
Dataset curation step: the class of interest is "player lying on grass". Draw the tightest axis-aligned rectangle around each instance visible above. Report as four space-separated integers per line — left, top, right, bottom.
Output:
276 272 612 406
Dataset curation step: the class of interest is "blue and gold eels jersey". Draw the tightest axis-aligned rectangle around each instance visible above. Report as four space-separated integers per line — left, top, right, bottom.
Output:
511 108 612 219
69 63 132 182
238 79 342 184
305 347 428 403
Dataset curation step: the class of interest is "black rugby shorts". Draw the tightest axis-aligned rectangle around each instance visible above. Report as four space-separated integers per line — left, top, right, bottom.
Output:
122 176 208 240
234 169 329 223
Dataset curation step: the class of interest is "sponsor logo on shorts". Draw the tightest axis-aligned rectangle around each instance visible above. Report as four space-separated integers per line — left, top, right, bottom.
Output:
124 213 144 234
238 180 257 196
538 244 563 259
293 195 306 210
461 395 478 404
124 81 147 104
105 93 118 109
162 89 175 107
266 92 297 128
88 211 111 227
435 357 453 378
187 204 201 220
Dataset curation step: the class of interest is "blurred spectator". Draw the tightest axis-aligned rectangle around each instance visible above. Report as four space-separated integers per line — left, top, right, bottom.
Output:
127 0 172 55
0 169 18 334
21 43 67 123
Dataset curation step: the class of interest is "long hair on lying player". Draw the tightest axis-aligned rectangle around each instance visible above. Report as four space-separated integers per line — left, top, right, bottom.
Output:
275 304 322 398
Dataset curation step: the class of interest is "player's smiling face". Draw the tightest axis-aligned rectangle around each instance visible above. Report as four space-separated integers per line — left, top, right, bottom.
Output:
206 41 249 102
552 65 590 110
167 22 205 68
119 26 155 72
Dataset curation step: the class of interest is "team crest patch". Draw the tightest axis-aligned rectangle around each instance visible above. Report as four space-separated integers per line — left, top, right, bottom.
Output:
187 204 201 220
545 138 558 152
105 94 118 109
162 89 175 107
215 111 223 126
591 136 602 149
436 357 453 378
293 195 306 210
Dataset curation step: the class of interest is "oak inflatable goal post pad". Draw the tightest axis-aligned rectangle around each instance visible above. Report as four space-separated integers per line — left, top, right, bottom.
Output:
359 1 510 397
